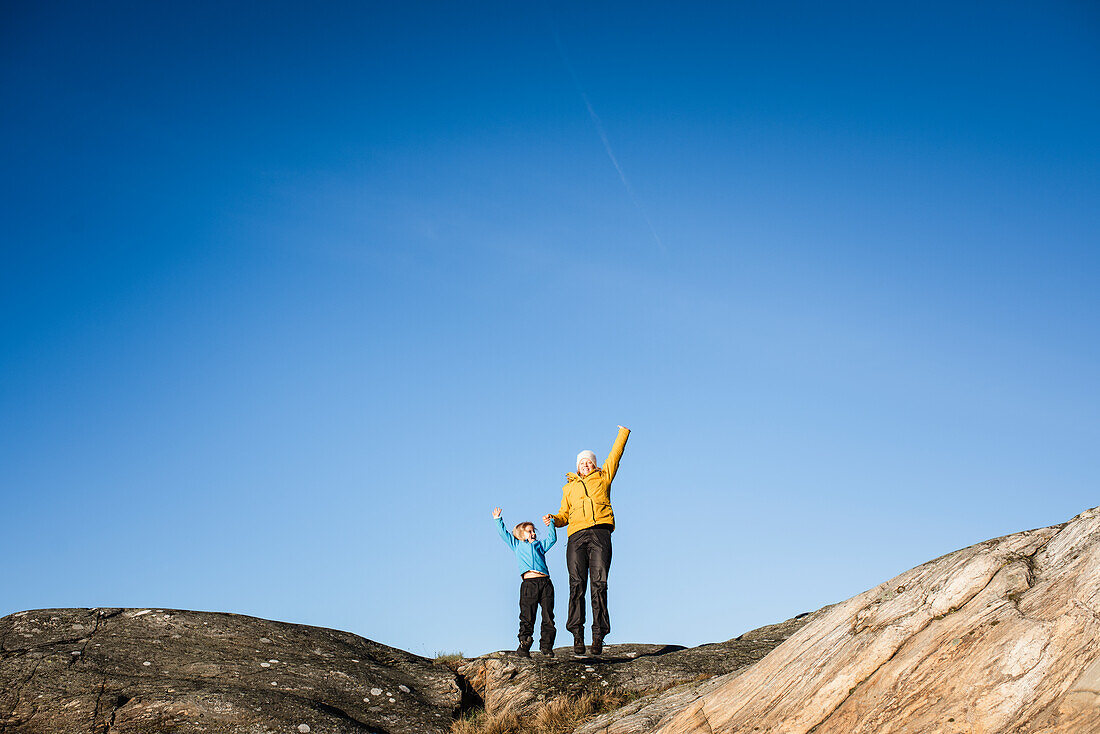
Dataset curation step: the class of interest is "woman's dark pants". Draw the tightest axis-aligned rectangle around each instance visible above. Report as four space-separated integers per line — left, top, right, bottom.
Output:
518 576 556 649
566 526 613 640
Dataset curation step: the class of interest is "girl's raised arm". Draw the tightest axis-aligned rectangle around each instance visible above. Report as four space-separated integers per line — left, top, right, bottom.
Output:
493 509 517 548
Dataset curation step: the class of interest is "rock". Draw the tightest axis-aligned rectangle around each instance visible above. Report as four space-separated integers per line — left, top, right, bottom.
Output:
457 614 812 721
9 509 1095 734
654 505 1100 734
0 608 463 734
572 613 829 734
574 671 732 734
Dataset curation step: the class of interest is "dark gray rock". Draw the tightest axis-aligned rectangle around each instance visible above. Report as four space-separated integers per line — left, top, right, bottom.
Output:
0 607 463 734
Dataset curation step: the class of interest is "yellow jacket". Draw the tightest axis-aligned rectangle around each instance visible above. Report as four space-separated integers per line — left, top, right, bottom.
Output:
552 426 630 536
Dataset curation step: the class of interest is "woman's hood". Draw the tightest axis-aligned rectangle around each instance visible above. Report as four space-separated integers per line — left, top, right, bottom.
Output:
565 468 602 482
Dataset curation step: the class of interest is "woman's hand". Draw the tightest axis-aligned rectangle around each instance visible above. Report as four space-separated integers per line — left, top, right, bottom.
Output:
492 507 502 519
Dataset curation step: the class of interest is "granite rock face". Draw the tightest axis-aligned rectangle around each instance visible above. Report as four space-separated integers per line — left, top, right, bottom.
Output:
0 608 464 734
456 613 813 722
655 506 1100 734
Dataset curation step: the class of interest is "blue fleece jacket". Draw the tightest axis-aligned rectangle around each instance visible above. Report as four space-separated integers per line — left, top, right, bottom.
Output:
496 517 557 577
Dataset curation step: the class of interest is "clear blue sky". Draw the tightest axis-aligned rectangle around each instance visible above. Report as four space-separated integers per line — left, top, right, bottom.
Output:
2 1 1097 657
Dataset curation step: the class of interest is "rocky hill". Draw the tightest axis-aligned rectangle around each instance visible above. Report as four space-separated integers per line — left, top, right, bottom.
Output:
0 606 806 734
3 505 1099 734
652 505 1100 734
0 607 467 734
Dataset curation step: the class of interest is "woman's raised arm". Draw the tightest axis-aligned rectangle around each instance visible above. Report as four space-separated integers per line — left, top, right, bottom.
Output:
603 425 630 482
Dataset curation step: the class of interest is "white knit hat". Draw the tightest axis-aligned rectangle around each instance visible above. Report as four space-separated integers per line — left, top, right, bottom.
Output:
576 450 597 469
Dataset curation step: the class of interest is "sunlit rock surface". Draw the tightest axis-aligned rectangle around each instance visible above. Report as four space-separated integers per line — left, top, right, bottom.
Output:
654 506 1100 734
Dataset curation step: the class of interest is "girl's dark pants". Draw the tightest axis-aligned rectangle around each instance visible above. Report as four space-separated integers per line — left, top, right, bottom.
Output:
566 525 613 640
518 576 556 648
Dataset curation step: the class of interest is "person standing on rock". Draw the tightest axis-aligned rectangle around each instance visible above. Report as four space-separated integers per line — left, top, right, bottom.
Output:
492 507 558 657
543 425 630 657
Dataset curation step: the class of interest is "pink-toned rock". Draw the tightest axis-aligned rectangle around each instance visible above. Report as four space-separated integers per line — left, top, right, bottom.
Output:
655 506 1100 734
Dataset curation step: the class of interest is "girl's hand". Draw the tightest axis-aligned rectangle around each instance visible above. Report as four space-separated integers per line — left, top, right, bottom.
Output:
542 514 553 526
492 507 502 519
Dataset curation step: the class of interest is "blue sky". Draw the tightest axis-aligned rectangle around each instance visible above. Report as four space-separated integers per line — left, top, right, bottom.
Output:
2 1 1098 657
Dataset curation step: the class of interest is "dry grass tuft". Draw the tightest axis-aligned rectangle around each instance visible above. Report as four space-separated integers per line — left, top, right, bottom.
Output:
451 689 631 734
451 709 521 734
434 651 466 670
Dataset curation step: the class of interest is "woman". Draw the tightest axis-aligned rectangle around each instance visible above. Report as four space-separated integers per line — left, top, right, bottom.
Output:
544 424 630 656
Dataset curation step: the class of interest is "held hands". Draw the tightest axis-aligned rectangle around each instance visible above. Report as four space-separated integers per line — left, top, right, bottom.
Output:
492 507 502 519
542 514 553 526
